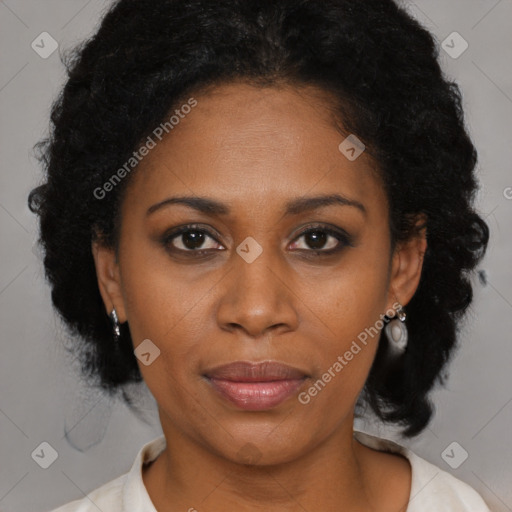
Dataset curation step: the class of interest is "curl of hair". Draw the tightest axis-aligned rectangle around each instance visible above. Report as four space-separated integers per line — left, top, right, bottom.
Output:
29 0 489 436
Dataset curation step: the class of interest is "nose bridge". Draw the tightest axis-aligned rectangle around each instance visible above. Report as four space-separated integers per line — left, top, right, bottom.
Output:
216 233 298 337
237 240 280 294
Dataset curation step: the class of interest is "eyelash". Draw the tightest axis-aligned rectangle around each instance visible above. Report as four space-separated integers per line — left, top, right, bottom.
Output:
161 223 354 258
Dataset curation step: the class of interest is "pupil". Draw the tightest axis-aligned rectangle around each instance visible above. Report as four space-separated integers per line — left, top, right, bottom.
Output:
183 231 204 249
307 231 326 250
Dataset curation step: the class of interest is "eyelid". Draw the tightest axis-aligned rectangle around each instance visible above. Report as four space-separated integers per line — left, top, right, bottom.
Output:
291 223 355 247
161 222 354 256
162 223 225 248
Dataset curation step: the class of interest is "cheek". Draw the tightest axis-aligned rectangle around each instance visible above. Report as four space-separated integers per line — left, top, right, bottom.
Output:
315 248 390 343
297 286 385 421
117 240 201 372
298 242 390 401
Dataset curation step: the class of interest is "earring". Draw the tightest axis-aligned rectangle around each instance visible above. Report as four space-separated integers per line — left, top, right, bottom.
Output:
109 308 121 343
384 303 408 354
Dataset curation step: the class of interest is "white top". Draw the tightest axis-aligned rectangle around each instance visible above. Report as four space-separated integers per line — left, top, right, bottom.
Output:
49 431 491 512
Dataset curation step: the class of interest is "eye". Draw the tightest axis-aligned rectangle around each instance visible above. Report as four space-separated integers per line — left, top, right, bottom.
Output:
161 223 354 258
289 224 354 255
162 224 223 254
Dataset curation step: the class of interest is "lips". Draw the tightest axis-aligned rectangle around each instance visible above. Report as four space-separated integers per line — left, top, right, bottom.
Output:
203 361 309 410
204 360 308 381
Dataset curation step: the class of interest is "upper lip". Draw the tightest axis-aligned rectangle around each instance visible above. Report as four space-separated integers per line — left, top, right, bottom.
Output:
204 361 309 382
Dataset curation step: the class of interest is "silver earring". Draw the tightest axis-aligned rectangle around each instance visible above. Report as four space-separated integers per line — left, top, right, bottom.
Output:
109 308 121 343
384 303 408 354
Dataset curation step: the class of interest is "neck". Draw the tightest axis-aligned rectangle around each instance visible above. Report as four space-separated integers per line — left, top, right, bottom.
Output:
143 412 378 512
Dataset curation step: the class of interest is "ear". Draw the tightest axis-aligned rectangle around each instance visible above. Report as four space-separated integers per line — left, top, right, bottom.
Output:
386 214 427 311
91 239 127 323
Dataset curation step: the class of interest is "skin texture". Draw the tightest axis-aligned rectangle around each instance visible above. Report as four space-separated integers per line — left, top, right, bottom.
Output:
92 82 426 511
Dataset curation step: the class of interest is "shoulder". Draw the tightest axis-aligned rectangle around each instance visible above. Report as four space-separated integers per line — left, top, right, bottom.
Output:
354 431 491 512
406 451 491 512
47 435 166 512
47 474 125 512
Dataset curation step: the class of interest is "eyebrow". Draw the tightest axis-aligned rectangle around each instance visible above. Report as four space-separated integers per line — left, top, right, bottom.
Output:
146 193 367 217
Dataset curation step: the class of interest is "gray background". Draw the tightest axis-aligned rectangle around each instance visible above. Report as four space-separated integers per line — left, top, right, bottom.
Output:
0 1 511 511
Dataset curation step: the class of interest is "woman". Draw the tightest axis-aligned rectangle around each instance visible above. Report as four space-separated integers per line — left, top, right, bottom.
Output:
29 0 491 510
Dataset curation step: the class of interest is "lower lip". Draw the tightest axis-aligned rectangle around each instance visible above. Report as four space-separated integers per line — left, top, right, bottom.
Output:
206 377 306 410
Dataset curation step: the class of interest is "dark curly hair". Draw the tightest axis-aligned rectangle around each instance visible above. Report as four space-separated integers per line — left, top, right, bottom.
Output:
28 0 489 437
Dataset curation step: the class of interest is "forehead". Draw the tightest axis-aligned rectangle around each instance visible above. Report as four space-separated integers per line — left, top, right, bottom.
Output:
123 82 386 219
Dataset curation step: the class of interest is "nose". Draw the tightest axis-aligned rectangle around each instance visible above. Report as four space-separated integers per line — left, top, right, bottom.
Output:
216 245 300 339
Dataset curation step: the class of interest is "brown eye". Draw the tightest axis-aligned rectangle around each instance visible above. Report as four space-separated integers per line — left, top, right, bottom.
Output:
162 224 223 254
289 225 354 255
295 230 335 251
174 230 208 250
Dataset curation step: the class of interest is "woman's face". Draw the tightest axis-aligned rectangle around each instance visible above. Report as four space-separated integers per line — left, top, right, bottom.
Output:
94 82 425 465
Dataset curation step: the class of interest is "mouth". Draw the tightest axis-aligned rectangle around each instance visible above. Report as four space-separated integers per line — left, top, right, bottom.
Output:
203 361 309 411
